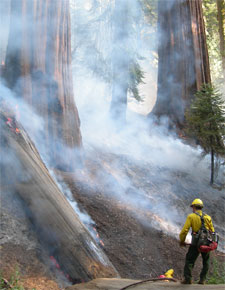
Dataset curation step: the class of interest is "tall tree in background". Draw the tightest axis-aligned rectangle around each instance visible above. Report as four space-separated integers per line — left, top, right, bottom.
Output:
203 0 225 92
153 0 211 129
216 0 225 78
71 0 145 125
4 0 82 169
110 0 145 123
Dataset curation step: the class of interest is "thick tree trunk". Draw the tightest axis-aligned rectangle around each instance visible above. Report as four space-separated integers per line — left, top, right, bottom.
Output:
0 109 119 282
153 0 211 129
216 0 225 77
4 0 82 169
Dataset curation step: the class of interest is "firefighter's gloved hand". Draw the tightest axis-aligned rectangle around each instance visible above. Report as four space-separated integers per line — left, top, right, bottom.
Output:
179 241 186 247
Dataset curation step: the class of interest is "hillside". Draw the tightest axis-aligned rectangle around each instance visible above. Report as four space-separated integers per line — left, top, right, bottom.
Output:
0 107 224 290
58 145 225 282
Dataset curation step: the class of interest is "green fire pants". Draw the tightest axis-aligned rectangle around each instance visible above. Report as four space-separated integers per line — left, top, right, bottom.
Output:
184 245 210 282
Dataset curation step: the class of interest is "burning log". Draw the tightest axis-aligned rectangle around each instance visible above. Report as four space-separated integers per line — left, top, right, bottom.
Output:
0 109 119 283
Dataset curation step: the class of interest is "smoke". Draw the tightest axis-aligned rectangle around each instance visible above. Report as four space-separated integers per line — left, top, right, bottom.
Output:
0 0 224 255
0 2 106 260
1 77 94 215
70 0 225 250
71 0 158 116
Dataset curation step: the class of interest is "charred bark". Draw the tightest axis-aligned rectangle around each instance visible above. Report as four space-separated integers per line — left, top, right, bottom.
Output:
152 0 211 129
4 0 82 168
0 108 119 282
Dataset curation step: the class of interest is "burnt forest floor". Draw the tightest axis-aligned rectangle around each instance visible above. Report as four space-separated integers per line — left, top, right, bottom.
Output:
0 187 62 290
1 168 224 290
61 172 225 284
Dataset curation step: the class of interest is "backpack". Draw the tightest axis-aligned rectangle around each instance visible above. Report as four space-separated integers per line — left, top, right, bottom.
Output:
191 213 219 252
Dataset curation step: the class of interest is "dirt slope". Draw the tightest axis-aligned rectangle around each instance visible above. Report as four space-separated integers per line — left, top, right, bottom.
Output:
0 109 224 289
61 170 224 283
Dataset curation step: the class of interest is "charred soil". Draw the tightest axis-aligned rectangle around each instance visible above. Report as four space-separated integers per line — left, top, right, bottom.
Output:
61 171 225 283
1 168 224 290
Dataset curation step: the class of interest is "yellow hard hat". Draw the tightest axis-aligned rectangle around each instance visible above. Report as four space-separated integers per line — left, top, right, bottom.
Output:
190 198 203 208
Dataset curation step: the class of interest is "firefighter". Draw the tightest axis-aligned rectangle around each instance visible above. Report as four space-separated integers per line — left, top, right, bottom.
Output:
179 198 215 285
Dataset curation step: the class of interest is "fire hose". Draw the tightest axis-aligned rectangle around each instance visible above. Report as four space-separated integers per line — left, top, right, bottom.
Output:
120 277 178 290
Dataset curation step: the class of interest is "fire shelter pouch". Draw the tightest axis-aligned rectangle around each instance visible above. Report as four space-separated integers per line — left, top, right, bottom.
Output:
193 213 219 252
197 228 212 247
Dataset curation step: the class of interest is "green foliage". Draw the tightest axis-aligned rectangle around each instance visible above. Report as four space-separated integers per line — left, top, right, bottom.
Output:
203 0 224 86
186 84 225 156
0 267 37 290
128 61 145 102
185 84 225 183
71 0 156 107
207 258 225 284
138 0 158 26
0 268 25 290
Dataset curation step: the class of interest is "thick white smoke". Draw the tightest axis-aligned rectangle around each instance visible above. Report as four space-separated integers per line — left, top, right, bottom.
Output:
0 1 105 251
4 79 101 218
0 0 224 253
70 0 225 250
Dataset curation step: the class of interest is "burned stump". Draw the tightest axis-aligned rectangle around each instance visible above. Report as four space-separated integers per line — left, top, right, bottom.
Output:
0 109 119 283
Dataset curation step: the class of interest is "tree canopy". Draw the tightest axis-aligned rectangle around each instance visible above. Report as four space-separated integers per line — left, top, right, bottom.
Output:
203 0 225 91
185 84 225 184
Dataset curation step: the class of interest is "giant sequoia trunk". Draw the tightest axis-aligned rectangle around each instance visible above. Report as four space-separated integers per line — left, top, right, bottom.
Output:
4 0 81 168
153 0 211 129
0 108 119 282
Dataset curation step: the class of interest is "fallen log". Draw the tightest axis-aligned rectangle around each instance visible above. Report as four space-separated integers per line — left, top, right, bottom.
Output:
0 110 119 283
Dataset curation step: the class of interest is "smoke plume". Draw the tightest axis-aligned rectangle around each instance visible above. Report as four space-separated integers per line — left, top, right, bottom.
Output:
70 0 225 250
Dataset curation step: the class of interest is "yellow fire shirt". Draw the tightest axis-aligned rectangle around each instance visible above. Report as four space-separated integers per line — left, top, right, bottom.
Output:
179 210 215 243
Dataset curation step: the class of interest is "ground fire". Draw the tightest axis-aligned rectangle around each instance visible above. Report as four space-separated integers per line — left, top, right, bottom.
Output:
0 106 119 284
1 0 224 288
6 117 20 134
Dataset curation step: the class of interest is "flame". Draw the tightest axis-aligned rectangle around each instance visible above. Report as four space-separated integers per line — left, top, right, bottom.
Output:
6 118 13 128
50 256 60 269
50 256 73 282
5 117 20 134
92 227 104 247
99 240 105 247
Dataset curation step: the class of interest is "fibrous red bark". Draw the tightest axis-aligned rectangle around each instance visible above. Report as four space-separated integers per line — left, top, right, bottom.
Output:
153 0 211 128
4 0 82 168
